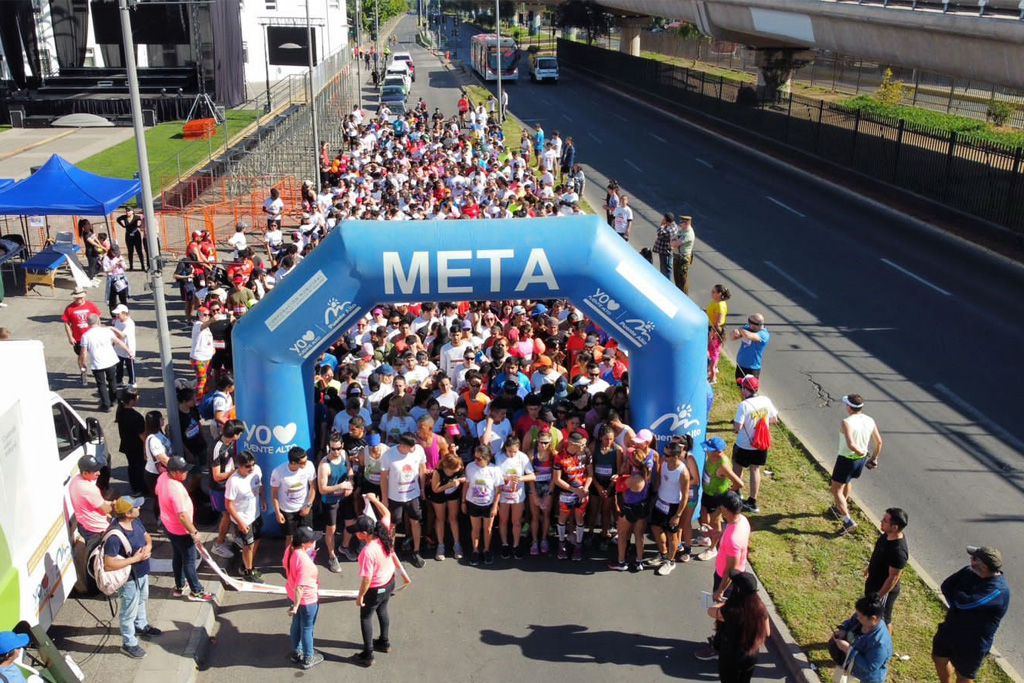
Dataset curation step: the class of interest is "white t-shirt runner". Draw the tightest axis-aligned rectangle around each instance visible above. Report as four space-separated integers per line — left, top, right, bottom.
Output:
465 462 504 507
225 465 263 525
270 461 316 513
382 445 426 502
496 451 534 505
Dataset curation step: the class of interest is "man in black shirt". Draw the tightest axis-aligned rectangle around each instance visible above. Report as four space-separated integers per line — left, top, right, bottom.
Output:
864 507 909 631
177 387 208 472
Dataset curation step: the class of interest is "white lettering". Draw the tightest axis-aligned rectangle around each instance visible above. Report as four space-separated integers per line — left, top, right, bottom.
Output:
476 249 515 291
383 251 429 295
437 250 474 294
515 248 559 292
244 423 273 445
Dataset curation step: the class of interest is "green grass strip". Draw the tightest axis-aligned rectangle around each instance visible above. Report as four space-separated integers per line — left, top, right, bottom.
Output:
710 355 1011 682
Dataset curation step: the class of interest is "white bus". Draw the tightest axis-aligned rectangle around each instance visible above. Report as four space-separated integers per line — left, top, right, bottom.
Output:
470 33 520 82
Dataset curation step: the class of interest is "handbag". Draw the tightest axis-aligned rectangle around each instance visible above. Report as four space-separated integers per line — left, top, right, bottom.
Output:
832 651 861 683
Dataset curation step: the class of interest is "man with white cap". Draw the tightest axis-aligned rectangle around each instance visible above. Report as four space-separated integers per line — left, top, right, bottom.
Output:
103 495 160 658
79 313 132 411
112 304 136 389
829 394 883 536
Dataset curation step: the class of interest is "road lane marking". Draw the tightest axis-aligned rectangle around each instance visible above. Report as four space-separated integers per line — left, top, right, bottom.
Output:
540 97 552 106
649 133 667 143
766 196 806 218
934 383 1024 455
612 113 627 121
624 159 642 172
562 114 573 122
763 261 819 299
588 131 603 143
880 258 952 296
695 158 714 168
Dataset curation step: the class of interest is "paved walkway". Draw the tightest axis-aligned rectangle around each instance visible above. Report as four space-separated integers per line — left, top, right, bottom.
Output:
0 127 136 180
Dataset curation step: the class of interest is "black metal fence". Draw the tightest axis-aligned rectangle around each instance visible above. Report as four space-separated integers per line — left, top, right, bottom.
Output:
558 39 1024 234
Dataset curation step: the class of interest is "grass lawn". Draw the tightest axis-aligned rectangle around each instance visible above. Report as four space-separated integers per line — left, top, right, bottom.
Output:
77 108 259 193
710 355 1011 683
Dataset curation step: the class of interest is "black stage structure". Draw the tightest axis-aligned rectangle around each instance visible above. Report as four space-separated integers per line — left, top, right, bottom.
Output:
0 0 244 126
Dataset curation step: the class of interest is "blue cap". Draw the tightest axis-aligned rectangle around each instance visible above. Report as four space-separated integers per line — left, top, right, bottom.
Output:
0 630 29 655
367 433 382 447
377 364 395 376
531 303 548 317
702 436 727 452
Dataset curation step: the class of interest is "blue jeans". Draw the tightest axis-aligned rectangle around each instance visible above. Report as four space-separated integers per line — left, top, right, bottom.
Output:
168 532 204 594
658 252 674 279
118 574 150 647
290 602 319 659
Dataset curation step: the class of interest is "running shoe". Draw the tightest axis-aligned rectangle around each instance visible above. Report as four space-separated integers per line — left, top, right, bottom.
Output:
244 570 266 584
353 651 374 668
435 543 446 561
572 544 583 562
648 554 666 568
120 645 146 659
634 559 647 572
608 560 628 571
172 586 187 598
138 626 163 639
514 545 526 560
743 500 761 514
694 645 719 661
500 544 512 559
540 539 550 554
373 638 392 653
530 542 540 556
453 542 465 560
696 549 718 562
655 561 676 576
694 535 713 548
470 551 481 566
289 651 302 664
484 550 494 565
327 557 342 574
557 542 568 560
211 542 234 559
188 592 214 602
839 519 858 536
410 552 425 568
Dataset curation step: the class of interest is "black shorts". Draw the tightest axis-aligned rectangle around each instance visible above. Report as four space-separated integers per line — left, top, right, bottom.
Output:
932 623 987 680
649 500 681 531
879 583 901 625
466 501 494 518
237 516 262 546
734 365 761 380
322 496 356 528
388 497 423 525
831 456 867 484
281 510 312 537
621 501 649 524
361 481 382 499
701 492 726 513
733 444 768 468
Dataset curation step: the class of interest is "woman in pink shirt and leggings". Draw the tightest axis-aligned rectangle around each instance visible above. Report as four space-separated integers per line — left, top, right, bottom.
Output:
353 494 402 667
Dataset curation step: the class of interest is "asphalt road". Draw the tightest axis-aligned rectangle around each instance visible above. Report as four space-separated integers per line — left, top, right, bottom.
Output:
197 23 788 682
441 18 1024 673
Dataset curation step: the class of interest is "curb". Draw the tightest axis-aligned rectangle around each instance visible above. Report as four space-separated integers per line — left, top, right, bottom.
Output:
753 567 822 683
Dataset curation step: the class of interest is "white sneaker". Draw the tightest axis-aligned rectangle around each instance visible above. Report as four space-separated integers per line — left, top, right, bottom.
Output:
695 535 713 548
655 561 676 576
211 541 234 558
696 549 718 562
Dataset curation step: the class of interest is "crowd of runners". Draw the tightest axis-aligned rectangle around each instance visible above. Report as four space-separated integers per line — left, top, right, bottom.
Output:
47 91 1008 682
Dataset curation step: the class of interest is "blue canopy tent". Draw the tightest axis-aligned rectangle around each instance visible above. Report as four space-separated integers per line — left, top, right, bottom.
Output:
0 155 140 216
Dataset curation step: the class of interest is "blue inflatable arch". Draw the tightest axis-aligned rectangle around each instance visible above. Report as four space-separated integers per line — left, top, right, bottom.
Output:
233 216 708 533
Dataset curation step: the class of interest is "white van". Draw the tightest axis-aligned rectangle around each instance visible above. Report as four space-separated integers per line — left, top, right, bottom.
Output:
385 62 412 90
530 54 559 83
1 340 106 638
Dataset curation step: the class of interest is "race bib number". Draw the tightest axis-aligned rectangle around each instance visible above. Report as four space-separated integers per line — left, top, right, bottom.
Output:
285 482 306 506
702 471 712 486
655 498 671 514
595 465 613 478
559 493 579 506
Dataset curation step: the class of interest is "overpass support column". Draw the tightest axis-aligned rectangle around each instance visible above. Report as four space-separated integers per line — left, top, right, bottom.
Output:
752 48 814 102
618 16 647 57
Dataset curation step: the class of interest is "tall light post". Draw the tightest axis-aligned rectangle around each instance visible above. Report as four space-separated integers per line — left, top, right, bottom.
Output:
374 0 380 80
305 0 321 185
117 0 181 453
355 0 362 100
495 0 503 123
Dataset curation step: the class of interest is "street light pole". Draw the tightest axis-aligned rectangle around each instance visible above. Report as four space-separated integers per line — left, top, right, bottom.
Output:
305 0 320 185
495 0 503 122
374 0 380 79
118 0 181 454
355 0 362 101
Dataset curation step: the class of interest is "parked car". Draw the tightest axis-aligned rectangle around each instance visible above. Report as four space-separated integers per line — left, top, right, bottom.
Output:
380 84 407 107
385 62 412 90
382 74 409 95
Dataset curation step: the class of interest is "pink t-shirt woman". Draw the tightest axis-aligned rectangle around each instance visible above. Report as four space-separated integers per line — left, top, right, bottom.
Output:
358 538 396 588
285 546 320 606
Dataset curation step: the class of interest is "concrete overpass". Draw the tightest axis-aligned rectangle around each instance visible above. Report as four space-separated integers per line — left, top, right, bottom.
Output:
530 0 1024 95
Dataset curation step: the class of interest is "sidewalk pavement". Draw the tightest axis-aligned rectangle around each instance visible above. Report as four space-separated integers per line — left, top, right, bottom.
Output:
0 127 136 180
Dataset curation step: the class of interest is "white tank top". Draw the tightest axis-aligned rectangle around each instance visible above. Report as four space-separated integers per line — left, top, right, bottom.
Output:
657 461 684 504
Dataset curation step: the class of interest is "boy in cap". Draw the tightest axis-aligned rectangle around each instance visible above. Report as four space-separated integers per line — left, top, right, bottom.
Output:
0 631 31 682
933 546 1010 683
104 495 160 658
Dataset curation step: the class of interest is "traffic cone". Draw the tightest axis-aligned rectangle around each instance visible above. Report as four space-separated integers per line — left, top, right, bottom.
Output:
445 50 450 62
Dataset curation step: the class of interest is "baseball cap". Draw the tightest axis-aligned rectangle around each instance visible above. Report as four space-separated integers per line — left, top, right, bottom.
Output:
232 275 245 284
377 364 395 376
967 546 1003 571
0 631 29 655
372 308 383 315
462 319 473 330
112 304 129 315
569 429 588 443
346 384 363 396
445 423 461 437
367 433 382 447
702 436 727 452
71 287 86 298
78 454 106 473
166 455 191 473
294 526 324 545
113 495 145 515
537 355 553 367
512 305 526 316
531 303 548 317
192 230 203 238
634 429 654 445
738 375 760 392
585 334 598 347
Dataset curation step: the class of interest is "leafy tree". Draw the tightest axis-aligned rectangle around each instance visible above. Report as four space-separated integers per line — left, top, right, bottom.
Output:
553 0 612 45
987 100 1018 127
875 68 906 108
